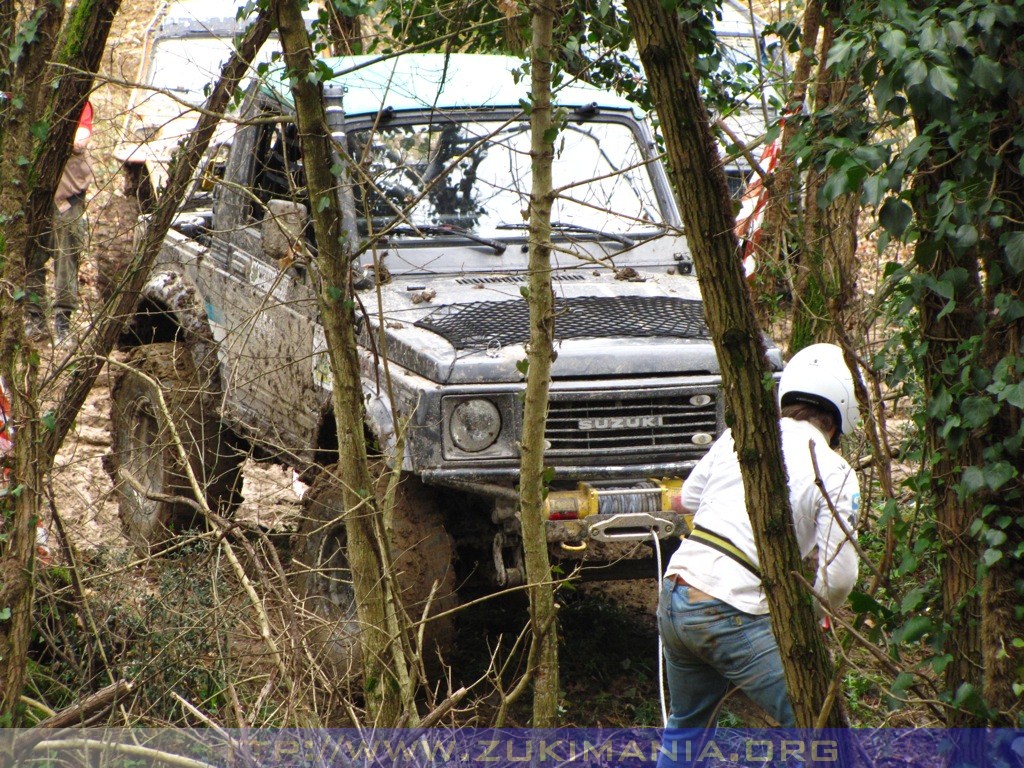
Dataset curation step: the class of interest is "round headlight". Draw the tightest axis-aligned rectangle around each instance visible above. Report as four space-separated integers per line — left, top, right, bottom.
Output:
450 399 502 452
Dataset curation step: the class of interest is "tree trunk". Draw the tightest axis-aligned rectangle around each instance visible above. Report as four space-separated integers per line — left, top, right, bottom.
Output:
790 1 860 353
324 6 363 55
0 0 117 723
754 0 822 315
272 0 414 726
977 90 1024 724
915 236 984 727
519 0 560 727
624 0 846 727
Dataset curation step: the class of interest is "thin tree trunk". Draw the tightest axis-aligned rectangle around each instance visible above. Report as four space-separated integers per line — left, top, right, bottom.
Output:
272 0 414 726
519 0 560 727
624 0 846 727
755 0 822 315
324 6 363 55
790 1 860 353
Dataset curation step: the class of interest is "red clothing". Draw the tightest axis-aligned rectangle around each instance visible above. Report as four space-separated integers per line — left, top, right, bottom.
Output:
1 379 12 486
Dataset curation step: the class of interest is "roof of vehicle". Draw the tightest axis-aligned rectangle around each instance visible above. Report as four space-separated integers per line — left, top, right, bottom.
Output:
157 0 253 38
157 0 318 39
259 53 640 118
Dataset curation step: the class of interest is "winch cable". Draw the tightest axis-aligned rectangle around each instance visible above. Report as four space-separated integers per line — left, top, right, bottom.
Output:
653 528 668 726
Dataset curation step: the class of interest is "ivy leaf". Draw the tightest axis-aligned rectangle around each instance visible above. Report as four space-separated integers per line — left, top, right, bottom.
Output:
879 197 913 238
893 615 932 644
904 59 928 88
0 606 10 621
1000 381 1024 409
953 683 985 710
981 548 1003 567
1001 231 1024 274
984 462 1016 491
984 529 1008 548
927 66 958 101
900 587 927 613
952 224 978 251
848 590 892 620
862 175 887 207
890 672 915 697
825 36 853 68
971 55 1003 92
29 120 49 141
820 162 863 205
960 396 997 428
927 389 953 418
879 29 906 60
961 466 985 494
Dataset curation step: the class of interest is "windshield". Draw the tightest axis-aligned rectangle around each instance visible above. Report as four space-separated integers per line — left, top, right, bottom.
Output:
349 117 665 239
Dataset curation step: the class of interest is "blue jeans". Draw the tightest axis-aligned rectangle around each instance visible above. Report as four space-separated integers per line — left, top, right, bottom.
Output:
658 575 794 730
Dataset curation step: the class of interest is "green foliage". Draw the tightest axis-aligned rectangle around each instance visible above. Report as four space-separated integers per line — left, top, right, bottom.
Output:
27 541 232 722
10 9 44 65
121 542 230 718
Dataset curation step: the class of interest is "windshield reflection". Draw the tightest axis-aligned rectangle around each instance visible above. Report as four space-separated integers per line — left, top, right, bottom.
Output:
349 118 664 239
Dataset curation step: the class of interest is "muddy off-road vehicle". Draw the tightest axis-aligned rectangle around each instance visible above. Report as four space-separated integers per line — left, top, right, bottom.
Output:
107 53 781 647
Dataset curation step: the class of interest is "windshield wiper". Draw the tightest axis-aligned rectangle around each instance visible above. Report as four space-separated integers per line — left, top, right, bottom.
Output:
384 224 506 255
497 221 635 248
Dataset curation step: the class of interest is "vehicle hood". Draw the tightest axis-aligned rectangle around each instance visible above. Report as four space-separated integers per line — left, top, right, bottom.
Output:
363 271 728 384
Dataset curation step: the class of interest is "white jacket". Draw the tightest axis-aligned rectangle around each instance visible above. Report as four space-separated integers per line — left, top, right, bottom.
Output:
665 418 860 615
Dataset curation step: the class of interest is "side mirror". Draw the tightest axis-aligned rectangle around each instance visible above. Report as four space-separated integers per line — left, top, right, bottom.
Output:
262 199 310 271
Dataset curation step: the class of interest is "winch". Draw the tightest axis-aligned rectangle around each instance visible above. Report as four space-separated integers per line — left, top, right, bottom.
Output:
544 478 692 544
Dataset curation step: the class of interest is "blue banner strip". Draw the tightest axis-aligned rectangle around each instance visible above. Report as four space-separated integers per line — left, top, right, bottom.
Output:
3 728 1023 767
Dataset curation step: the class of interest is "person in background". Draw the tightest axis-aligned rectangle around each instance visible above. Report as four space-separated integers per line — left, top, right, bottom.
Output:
27 100 94 343
658 343 861 748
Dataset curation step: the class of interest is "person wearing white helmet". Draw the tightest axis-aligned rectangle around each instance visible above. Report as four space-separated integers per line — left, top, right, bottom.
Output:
657 343 861 743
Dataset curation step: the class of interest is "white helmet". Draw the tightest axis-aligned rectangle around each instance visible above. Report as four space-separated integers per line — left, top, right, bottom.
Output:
778 343 859 438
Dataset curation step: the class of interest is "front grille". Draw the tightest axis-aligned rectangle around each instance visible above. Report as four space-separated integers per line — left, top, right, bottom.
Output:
545 391 718 459
416 295 710 349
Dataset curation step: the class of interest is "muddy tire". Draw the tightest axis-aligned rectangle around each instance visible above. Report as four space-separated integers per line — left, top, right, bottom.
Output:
294 464 458 674
108 342 242 554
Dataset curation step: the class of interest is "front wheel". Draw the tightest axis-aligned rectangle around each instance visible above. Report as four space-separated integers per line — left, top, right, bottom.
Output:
294 464 458 674
107 342 242 554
